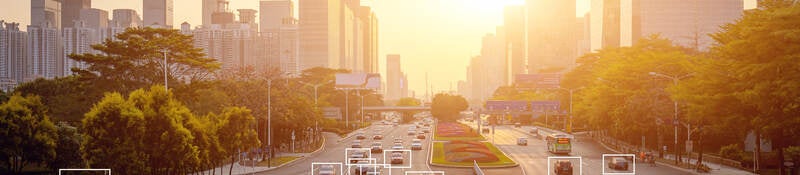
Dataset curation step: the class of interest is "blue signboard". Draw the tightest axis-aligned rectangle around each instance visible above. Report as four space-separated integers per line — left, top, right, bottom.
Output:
486 100 528 111
530 101 560 112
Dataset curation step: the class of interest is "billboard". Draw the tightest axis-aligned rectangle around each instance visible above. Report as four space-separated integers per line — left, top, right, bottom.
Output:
486 100 528 111
514 73 562 89
335 73 381 90
531 101 560 112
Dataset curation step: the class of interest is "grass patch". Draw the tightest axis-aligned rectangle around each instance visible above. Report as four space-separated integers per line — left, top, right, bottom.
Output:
431 142 516 167
257 156 299 167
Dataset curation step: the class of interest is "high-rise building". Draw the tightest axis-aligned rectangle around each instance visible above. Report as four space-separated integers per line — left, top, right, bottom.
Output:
299 0 343 70
401 73 408 98
260 0 294 32
590 0 742 51
526 0 576 73
202 0 219 28
62 21 96 76
61 0 91 30
386 54 402 101
278 18 300 74
504 5 525 84
193 24 258 71
0 21 27 92
27 25 61 80
143 0 173 28
79 8 108 29
32 0 62 28
359 7 379 74
260 0 295 72
111 9 141 28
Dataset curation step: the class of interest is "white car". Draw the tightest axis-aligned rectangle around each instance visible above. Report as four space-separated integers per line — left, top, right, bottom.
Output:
411 139 423 150
318 164 335 175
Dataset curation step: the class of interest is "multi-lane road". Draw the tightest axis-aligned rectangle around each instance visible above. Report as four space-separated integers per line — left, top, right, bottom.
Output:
260 120 691 175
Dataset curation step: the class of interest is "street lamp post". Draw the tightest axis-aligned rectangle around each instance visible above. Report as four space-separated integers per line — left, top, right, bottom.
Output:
267 79 273 167
558 87 584 133
162 49 168 91
300 80 334 106
649 71 692 165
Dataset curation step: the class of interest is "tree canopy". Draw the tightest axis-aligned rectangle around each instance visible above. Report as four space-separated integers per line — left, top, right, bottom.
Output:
431 93 468 122
0 94 57 174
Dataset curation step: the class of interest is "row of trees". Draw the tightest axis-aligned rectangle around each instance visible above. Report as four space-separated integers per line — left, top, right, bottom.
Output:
557 1 800 173
431 93 468 122
2 26 382 174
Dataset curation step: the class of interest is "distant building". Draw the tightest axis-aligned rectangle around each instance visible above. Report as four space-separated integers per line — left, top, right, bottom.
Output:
193 24 258 71
62 21 97 76
590 0 743 51
61 0 91 30
481 30 507 94
0 21 27 91
299 0 343 70
526 0 577 73
359 7 379 74
202 0 219 28
111 9 142 28
27 24 61 80
259 0 295 73
386 54 402 101
79 8 109 29
32 0 62 28
143 0 173 28
504 5 525 84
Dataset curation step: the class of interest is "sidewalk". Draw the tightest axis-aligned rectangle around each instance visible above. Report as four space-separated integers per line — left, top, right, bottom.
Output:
194 132 334 175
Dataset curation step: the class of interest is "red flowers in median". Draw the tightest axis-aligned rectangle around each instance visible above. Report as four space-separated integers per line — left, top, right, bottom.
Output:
436 122 478 137
443 140 499 163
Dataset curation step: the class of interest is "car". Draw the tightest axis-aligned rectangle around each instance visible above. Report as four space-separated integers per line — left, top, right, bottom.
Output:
554 160 573 175
515 122 521 128
411 139 423 150
608 157 629 170
482 127 490 133
529 128 539 135
373 134 383 140
407 130 416 135
352 140 362 148
422 127 430 133
354 165 380 175
370 142 383 153
517 137 528 146
423 123 430 127
349 151 368 163
390 152 404 164
318 164 335 175
356 133 366 140
417 134 426 139
391 143 404 151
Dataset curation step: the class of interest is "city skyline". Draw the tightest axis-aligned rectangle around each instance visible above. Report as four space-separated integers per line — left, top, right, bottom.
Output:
0 0 757 98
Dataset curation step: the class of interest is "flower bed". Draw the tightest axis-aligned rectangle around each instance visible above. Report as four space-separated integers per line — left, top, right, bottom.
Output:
434 122 484 141
431 141 517 167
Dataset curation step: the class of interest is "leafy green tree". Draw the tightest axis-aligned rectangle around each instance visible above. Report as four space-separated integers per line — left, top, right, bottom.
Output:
69 27 219 93
0 94 57 174
48 124 84 171
431 93 468 122
82 92 148 174
14 76 102 122
215 107 259 175
396 97 421 123
676 1 800 173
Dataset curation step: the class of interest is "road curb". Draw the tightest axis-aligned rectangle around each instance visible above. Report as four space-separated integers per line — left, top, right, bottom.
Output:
240 133 329 174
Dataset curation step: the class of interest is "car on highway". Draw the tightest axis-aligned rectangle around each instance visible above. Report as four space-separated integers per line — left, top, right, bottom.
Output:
482 127 490 133
416 133 426 139
391 143 404 151
517 137 527 146
373 134 383 140
318 164 335 175
370 142 383 153
553 160 573 175
422 127 430 133
390 152 404 164
356 132 366 140
352 140 362 148
349 151 368 163
515 122 521 128
608 157 629 170
411 139 423 150
353 164 380 175
407 130 416 135
529 127 539 135
393 138 403 144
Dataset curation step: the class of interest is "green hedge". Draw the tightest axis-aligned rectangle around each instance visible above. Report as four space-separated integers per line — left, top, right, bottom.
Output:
431 142 516 167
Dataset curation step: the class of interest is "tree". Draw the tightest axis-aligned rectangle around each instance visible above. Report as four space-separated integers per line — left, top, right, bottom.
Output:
431 93 468 122
676 1 800 173
396 97 422 123
0 94 57 174
48 124 84 171
69 27 219 93
14 76 103 122
215 107 259 175
82 92 149 174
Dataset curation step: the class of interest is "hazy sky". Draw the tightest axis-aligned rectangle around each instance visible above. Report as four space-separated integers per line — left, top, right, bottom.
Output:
0 0 756 98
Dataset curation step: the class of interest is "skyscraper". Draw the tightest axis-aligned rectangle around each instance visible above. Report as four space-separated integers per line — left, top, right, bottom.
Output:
111 9 141 28
386 54 402 101
359 7 379 74
202 0 219 28
0 21 27 92
27 25 60 80
32 0 62 28
260 0 295 72
260 0 294 32
299 0 343 70
143 0 174 28
61 0 91 30
62 21 96 76
504 5 525 84
481 30 507 94
526 0 576 73
79 8 109 29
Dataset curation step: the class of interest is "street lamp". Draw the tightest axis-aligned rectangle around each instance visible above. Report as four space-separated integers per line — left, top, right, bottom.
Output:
299 80 334 106
557 86 584 133
649 71 692 164
162 49 168 91
266 79 273 167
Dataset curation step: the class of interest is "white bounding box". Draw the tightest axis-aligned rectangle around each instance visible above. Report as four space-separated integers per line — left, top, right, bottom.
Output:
547 156 582 175
310 162 343 175
344 147 372 166
383 149 412 169
59 169 111 175
602 154 636 175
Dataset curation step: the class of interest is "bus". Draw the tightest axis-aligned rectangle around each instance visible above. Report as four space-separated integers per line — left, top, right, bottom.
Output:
546 134 572 154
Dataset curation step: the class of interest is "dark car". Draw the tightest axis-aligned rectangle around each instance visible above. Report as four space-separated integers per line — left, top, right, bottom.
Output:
416 134 426 139
608 157 629 170
354 164 380 175
356 133 366 140
349 151 368 163
373 134 383 140
554 160 573 175
370 142 383 153
390 152 404 164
